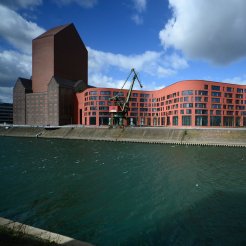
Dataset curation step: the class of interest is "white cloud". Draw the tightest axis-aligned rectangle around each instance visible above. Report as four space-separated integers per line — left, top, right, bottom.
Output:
159 0 246 64
131 14 143 25
0 87 13 103
0 0 42 10
131 0 147 25
0 50 32 87
0 4 45 54
89 73 127 89
223 75 246 85
54 0 97 8
89 72 156 92
88 47 160 73
132 0 147 12
157 66 175 77
88 47 187 77
87 47 188 89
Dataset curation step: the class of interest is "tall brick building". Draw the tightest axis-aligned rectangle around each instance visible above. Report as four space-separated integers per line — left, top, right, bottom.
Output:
13 23 88 126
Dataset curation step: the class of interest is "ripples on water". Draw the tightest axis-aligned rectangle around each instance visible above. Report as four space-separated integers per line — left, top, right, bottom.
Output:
0 137 245 245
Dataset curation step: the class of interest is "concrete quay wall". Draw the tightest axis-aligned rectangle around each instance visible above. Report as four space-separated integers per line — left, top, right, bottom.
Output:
0 126 245 147
0 217 93 246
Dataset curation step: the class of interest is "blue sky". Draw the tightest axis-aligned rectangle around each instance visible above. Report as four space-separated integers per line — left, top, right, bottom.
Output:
0 0 246 102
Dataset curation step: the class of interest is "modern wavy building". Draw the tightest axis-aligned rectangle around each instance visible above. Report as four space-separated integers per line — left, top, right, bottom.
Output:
13 24 246 127
76 81 246 127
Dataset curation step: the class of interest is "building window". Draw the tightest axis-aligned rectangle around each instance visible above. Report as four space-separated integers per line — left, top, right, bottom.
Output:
100 91 111 95
182 103 193 108
195 103 206 108
140 93 150 98
89 117 96 125
89 96 98 100
113 91 124 96
198 90 208 96
195 109 208 114
211 85 220 91
182 90 193 95
210 116 221 126
236 94 243 98
224 93 232 98
212 98 220 103
182 116 191 126
223 116 234 126
173 116 178 125
89 91 97 95
186 109 192 114
237 88 243 93
226 87 232 92
195 97 202 102
99 96 110 100
212 104 221 109
195 116 208 126
99 106 109 110
140 98 148 102
211 92 221 97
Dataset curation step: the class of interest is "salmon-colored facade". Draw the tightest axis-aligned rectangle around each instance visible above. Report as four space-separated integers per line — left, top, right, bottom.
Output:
75 80 246 127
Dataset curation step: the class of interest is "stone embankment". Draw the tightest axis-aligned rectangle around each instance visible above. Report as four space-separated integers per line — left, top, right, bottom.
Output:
0 125 245 147
0 217 93 246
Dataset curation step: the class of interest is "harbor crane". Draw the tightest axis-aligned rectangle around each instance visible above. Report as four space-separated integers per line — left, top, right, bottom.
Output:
108 68 143 127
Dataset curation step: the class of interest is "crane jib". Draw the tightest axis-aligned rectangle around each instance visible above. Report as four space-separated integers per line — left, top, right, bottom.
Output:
108 68 143 127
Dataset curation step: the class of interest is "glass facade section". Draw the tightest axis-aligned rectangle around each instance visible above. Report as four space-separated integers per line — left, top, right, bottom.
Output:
223 116 234 127
210 116 221 126
182 116 191 126
195 116 208 126
173 116 178 125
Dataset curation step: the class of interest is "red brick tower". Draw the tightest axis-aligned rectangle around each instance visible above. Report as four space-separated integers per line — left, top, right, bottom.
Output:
32 23 88 93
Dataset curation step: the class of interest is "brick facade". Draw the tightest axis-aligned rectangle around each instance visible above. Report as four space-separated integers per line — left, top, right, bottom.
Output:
13 23 88 126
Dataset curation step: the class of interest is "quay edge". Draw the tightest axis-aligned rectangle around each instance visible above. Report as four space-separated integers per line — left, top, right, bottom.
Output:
0 125 245 147
0 217 94 246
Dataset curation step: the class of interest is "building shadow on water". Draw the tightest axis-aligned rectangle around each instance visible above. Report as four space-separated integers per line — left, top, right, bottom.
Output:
122 191 246 246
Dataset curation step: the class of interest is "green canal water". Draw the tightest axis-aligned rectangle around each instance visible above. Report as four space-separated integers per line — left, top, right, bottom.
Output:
0 137 245 245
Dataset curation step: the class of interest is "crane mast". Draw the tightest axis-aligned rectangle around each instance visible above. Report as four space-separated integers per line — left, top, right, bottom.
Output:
109 68 143 127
